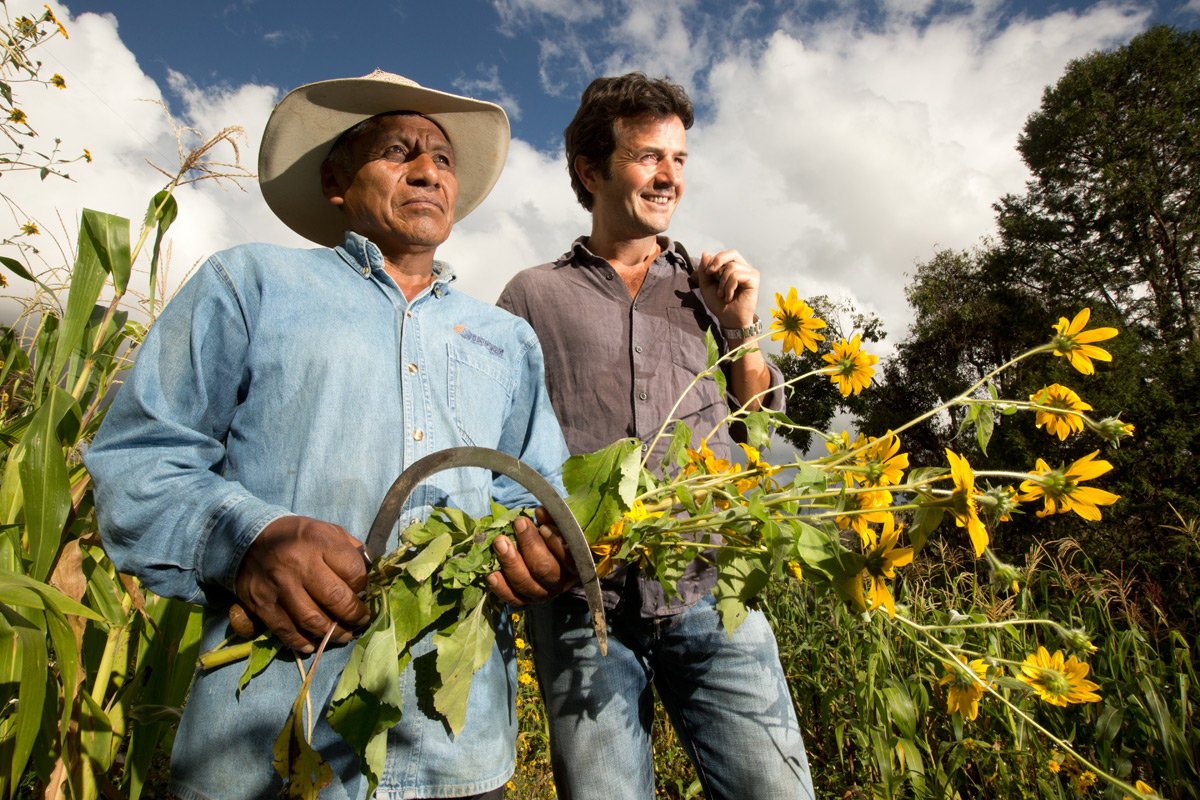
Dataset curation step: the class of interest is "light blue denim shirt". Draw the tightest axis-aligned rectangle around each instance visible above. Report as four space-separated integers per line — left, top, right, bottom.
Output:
84 232 569 800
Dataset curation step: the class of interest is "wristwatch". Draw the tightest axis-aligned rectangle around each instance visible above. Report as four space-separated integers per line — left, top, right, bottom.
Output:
721 316 762 340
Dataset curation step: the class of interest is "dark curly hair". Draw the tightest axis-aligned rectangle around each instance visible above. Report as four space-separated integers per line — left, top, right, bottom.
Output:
564 73 694 211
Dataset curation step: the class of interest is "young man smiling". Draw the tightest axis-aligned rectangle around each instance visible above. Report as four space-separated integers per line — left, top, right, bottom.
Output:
498 73 816 800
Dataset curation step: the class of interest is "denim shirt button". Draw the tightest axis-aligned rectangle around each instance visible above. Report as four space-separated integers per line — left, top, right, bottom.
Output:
635 345 643 353
407 363 418 374
405 310 413 318
412 429 424 441
361 266 370 276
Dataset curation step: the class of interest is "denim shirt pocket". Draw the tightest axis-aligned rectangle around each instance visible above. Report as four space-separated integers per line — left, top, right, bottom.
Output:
447 341 516 448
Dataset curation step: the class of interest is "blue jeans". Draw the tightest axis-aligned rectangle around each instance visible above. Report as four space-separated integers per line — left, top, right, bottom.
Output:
527 586 815 800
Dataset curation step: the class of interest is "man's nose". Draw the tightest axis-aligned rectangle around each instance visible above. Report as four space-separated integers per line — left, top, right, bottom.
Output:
406 152 441 185
654 158 680 186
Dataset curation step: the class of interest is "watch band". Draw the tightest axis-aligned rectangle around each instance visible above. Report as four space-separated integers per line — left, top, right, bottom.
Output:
721 316 762 340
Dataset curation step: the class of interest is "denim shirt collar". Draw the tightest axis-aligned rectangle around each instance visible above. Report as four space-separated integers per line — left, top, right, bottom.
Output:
335 230 457 297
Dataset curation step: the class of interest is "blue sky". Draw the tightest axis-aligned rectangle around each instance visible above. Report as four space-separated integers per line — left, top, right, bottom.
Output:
59 0 1200 148
7 0 1198 343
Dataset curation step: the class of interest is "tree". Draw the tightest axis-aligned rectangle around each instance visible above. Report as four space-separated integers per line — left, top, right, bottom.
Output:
857 26 1200 585
996 25 1200 347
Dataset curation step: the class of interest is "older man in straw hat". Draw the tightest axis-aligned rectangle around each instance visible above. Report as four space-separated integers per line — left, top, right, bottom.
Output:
85 71 574 800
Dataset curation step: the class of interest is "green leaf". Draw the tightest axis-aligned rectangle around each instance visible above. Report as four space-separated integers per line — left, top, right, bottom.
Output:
51 215 108 376
563 438 642 542
712 366 728 398
741 411 773 450
432 594 496 736
329 601 406 795
975 405 995 456
389 575 454 651
907 507 945 555
273 656 333 798
83 208 132 295
704 328 719 369
0 569 101 620
17 386 75 582
145 190 178 308
238 635 283 694
0 256 36 284
883 681 917 739
663 420 694 472
402 533 452 583
713 546 772 637
1 606 47 789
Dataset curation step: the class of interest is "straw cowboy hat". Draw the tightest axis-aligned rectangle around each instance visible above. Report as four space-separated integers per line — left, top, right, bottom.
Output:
259 70 510 247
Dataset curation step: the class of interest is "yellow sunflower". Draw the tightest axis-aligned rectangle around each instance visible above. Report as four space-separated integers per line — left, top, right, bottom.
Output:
1030 383 1092 440
1125 780 1160 799
836 488 893 536
939 655 989 721
770 287 826 354
1018 450 1120 521
856 432 909 487
684 438 732 477
736 443 782 493
946 450 988 556
51 73 66 89
1051 308 1118 375
822 334 879 397
1017 646 1102 706
859 514 913 618
824 430 866 486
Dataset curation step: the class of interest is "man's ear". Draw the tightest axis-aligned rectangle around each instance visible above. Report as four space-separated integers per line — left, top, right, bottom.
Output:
320 161 346 207
574 155 601 194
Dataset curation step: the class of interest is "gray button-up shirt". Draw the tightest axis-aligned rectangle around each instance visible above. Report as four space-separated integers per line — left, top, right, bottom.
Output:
498 236 786 617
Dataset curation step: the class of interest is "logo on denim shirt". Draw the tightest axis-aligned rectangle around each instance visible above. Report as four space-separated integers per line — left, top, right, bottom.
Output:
454 325 504 357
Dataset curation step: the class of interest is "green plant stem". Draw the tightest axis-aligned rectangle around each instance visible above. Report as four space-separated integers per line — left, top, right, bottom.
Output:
89 591 134 705
197 640 255 670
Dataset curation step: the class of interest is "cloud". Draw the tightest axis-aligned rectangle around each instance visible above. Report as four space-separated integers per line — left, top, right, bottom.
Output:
491 0 604 33
453 65 523 121
1 0 1159 352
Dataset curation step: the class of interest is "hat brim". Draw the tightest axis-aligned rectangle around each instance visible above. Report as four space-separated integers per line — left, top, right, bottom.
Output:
258 73 510 247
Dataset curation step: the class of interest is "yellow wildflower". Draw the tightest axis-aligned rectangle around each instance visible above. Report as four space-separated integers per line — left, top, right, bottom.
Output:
20 222 38 236
44 5 68 38
1047 757 1061 774
785 561 803 581
836 488 893 536
736 443 781 493
1051 308 1118 375
1030 383 1092 440
1125 780 1160 799
514 637 526 650
856 432 908 487
1074 770 1097 792
51 73 66 89
1017 646 1102 706
770 287 826 354
9 109 27 125
518 672 533 686
83 148 92 163
946 450 988 556
1018 450 1120 521
684 439 731 477
821 334 878 397
939 655 988 721
859 514 913 618
824 429 866 486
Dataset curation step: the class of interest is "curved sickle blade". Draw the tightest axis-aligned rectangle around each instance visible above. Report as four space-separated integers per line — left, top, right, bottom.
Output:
365 446 607 655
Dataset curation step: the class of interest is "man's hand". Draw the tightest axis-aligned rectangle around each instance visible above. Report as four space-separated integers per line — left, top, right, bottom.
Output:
234 516 371 653
486 506 578 605
695 249 760 329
